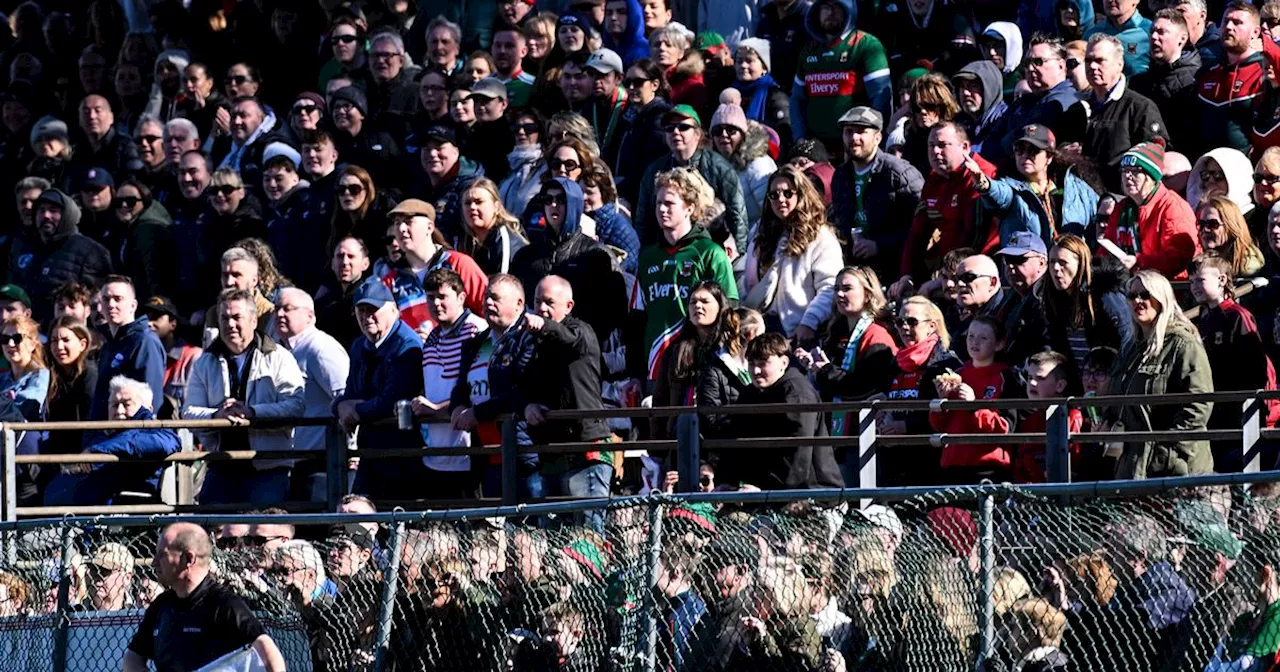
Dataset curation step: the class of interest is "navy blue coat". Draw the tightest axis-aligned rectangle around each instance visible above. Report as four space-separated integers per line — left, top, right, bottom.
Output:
338 318 424 453
91 316 167 421
85 406 180 492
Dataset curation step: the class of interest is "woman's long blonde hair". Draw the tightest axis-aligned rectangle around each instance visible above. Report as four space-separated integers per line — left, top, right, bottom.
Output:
1199 195 1263 278
837 266 889 321
901 295 951 351
754 165 828 272
1130 269 1192 362
463 178 527 241
3 315 46 372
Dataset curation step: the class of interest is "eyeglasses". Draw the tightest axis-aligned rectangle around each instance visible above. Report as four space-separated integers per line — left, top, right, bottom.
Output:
549 158 580 172
330 34 360 45
1256 173 1280 184
215 536 247 550
624 77 652 87
894 316 930 329
1065 57 1080 70
511 122 539 135
370 51 402 61
955 272 994 284
245 535 287 547
1197 218 1223 231
113 196 140 209
338 183 365 196
767 188 796 201
543 193 567 206
210 184 242 196
1127 289 1153 301
1200 169 1226 182
711 125 740 137
292 104 318 115
664 123 697 133
0 333 23 346
1014 142 1044 155
136 134 161 144
226 75 251 85
1023 55 1060 68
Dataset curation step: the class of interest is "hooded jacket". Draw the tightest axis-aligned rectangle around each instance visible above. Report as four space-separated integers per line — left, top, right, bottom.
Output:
604 0 650 67
6 190 112 322
983 22 1024 94
790 0 891 143
1187 147 1256 216
730 366 844 489
635 148 749 251
143 50 189 121
956 60 1007 150
92 315 167 421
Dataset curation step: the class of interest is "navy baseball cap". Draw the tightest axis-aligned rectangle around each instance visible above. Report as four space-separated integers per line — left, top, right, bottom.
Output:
998 231 1048 258
353 279 395 309
79 167 114 191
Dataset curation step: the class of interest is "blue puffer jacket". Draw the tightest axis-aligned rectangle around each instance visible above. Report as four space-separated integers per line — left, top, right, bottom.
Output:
603 0 649 67
591 202 640 274
92 315 167 421
84 406 180 492
339 318 424 453
983 169 1099 247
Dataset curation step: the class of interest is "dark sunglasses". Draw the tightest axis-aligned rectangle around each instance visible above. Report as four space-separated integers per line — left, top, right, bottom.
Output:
338 184 365 196
1200 170 1226 182
216 536 246 550
245 535 285 547
711 125 740 137
664 123 697 133
1065 57 1080 70
1256 173 1280 184
543 193 567 206
0 333 23 346
226 75 251 85
894 316 928 329
511 122 539 135
1023 56 1058 67
955 271 993 284
767 188 795 201
210 184 241 196
292 104 318 115
330 34 360 45
549 158 580 172
113 196 141 209
136 134 162 144
624 77 652 87
384 235 398 246
1127 289 1153 301
1197 218 1223 230
699 475 713 487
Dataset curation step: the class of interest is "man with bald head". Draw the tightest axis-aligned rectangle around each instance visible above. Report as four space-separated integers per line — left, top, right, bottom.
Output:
952 254 1011 346
525 275 615 526
276 288 349 472
125 523 286 671
77 93 133 174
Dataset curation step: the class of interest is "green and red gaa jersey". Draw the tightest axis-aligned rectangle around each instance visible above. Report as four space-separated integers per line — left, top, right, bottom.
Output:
794 31 890 143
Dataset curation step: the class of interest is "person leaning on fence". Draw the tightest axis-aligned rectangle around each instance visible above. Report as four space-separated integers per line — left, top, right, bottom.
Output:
125 522 287 672
1108 270 1215 479
43 376 180 506
182 288 306 506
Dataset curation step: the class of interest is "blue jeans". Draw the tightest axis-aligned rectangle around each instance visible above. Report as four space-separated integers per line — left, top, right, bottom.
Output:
200 465 291 506
482 462 544 501
545 463 614 531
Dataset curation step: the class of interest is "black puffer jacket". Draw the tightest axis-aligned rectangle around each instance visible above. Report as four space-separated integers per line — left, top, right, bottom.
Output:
728 366 844 489
1129 50 1201 152
607 96 673 208
196 194 267 268
7 190 112 322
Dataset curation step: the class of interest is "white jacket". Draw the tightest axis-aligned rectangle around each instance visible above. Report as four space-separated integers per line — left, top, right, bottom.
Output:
740 226 842 336
741 155 777 226
182 335 306 468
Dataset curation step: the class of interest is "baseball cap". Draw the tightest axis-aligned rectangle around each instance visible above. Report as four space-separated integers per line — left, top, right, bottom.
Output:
661 104 702 127
470 77 508 101
998 231 1048 258
328 525 375 551
388 198 436 221
79 167 114 191
0 284 31 308
353 278 395 309
837 106 884 132
141 295 180 321
585 49 624 76
1015 124 1056 150
90 542 135 574
422 124 457 146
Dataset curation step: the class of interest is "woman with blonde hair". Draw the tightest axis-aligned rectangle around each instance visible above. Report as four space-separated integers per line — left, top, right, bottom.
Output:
1110 269 1214 478
1003 598 1069 670
456 178 528 274
1196 195 1265 278
740 165 842 343
1 315 49 505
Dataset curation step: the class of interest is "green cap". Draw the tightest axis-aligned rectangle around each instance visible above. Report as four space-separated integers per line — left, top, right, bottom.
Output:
0 284 30 308
694 30 727 52
662 104 702 127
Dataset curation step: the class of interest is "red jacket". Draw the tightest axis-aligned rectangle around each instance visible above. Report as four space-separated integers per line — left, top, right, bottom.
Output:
1102 183 1200 279
1015 407 1084 483
931 361 1020 470
902 153 999 282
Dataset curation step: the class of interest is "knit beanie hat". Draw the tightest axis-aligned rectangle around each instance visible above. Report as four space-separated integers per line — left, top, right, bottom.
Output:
331 86 368 117
667 502 717 536
1121 136 1167 182
694 30 727 54
561 539 607 579
737 38 772 73
710 102 748 134
29 115 69 152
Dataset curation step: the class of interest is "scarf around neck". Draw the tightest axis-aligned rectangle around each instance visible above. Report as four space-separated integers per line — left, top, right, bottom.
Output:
894 335 939 373
734 73 778 122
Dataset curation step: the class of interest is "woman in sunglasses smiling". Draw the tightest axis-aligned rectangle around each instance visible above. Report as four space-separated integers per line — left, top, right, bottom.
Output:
200 169 266 259
0 315 50 491
112 179 176 302
1195 195 1264 278
1109 270 1214 479
605 58 672 207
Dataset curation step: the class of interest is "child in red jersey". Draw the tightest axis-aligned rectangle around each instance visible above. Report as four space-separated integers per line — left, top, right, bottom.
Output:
931 316 1021 482
1016 351 1084 483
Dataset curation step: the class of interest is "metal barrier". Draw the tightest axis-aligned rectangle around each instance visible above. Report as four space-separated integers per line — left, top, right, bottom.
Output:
3 389 1279 520
7 474 1280 671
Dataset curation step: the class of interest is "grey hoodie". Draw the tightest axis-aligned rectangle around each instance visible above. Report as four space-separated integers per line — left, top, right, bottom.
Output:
956 60 1008 149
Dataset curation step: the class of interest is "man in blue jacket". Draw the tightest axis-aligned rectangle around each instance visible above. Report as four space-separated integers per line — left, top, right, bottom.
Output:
92 275 166 420
335 279 425 500
44 376 180 505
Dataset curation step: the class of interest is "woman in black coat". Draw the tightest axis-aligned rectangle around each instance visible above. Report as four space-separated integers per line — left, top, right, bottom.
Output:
40 317 97 492
697 307 765 439
606 59 673 209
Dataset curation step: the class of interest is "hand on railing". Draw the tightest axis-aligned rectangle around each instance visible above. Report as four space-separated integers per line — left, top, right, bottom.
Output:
663 471 678 494
524 403 549 426
451 406 477 431
212 399 254 422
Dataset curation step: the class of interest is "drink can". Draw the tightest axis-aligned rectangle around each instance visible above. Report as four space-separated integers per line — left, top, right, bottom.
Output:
395 400 414 430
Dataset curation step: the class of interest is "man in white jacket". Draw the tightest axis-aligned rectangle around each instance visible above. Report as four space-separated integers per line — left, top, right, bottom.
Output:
183 288 306 506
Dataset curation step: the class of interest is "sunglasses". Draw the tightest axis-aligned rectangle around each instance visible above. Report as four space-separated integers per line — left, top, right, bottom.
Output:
370 51 401 62
664 123 697 133
1256 173 1280 184
0 333 23 346
292 104 318 115
767 188 796 201
330 34 360 45
226 75 250 85
384 235 398 245
136 134 162 144
114 196 141 209
549 158 580 172
699 475 713 487
624 77 652 87
543 193 567 206
1065 57 1080 70
1127 289 1153 301
711 125 741 138
955 271 993 284
511 122 539 135
1200 170 1226 182
216 536 246 550
1197 218 1223 230
210 184 242 196
1023 56 1059 68
894 316 929 329
338 183 365 195
245 535 286 547
1014 142 1044 155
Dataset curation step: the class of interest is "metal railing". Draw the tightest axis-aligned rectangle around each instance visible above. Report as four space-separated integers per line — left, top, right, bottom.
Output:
2 388 1278 519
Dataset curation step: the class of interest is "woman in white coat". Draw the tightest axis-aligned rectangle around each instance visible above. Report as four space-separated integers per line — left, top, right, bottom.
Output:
739 164 843 345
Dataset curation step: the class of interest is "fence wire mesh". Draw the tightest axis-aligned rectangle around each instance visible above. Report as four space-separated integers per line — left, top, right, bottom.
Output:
5 485 1280 670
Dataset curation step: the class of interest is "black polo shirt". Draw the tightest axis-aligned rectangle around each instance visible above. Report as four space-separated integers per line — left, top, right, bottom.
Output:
127 574 266 672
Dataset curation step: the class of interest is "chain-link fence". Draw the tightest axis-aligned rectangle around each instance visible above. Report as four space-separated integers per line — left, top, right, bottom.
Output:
7 483 1280 670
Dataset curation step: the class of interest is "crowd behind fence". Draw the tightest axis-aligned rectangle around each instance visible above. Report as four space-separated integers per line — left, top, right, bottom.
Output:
2 477 1280 671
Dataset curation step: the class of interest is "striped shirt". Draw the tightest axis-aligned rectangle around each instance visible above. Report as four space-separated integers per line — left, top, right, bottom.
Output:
421 310 488 471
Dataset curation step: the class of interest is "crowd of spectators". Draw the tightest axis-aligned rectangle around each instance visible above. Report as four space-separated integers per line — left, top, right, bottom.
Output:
6 0 1280 514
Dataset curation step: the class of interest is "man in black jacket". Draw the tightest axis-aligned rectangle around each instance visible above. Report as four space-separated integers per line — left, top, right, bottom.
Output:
1129 10 1200 152
524 275 615 528
7 189 111 322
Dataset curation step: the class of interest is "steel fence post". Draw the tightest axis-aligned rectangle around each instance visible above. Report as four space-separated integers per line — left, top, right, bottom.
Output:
676 412 700 493
52 521 74 672
502 417 519 506
1046 403 1071 482
977 492 996 668
641 498 664 672
2 427 14 564
373 520 406 672
1243 397 1263 473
